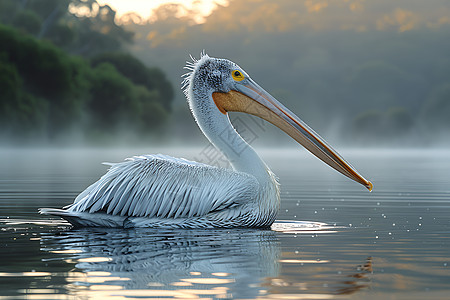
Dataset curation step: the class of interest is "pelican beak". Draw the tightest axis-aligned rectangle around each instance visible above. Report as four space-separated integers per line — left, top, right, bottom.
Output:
212 78 373 191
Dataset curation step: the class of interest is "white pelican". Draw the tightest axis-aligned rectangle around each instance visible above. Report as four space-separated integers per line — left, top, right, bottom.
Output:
40 53 372 228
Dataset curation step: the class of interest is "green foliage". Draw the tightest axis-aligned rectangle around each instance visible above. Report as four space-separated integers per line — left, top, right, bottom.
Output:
87 62 168 132
47 21 76 47
88 63 139 129
0 24 89 135
136 87 169 129
64 3 134 56
0 23 171 142
0 57 48 136
0 57 21 105
91 52 174 111
1 24 69 98
0 0 133 56
12 10 42 35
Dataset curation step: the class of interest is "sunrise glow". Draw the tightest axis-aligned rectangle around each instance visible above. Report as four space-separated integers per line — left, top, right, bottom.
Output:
97 0 228 23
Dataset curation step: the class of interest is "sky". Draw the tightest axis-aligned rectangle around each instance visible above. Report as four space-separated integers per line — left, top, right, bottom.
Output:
95 0 450 31
97 0 227 23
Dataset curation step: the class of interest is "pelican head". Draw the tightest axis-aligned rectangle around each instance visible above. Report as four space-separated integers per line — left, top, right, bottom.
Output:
183 53 372 191
38 53 372 229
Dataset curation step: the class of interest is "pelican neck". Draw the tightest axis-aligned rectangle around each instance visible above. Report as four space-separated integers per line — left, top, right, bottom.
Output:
190 89 271 184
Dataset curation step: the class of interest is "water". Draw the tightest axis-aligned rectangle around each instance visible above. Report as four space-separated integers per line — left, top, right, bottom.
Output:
1 148 449 299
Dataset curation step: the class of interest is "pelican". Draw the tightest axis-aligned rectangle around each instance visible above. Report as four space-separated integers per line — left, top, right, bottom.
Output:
40 53 372 228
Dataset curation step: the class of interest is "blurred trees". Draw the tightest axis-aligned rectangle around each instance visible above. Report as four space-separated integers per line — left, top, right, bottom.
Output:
421 83 450 133
0 53 48 137
0 0 173 143
0 0 133 54
123 0 450 146
91 52 173 111
0 24 86 138
2 0 450 146
87 62 168 133
351 107 415 145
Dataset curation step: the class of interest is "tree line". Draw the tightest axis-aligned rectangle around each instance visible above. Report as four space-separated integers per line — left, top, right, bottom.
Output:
0 0 173 143
126 0 450 146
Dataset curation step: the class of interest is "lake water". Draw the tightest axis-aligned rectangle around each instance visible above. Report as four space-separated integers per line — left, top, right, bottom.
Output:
0 147 449 299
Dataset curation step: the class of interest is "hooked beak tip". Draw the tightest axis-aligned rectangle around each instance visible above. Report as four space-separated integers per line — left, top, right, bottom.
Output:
214 80 374 192
366 181 373 192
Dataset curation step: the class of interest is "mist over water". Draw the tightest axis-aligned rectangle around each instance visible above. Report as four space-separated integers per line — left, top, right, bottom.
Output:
2 1 450 298
123 0 450 148
1 147 450 299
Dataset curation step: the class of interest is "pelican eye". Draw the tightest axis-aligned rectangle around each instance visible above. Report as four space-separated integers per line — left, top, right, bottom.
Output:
231 70 244 81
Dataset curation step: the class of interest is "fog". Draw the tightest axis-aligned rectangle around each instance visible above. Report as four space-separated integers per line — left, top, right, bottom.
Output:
126 0 450 147
1 0 450 147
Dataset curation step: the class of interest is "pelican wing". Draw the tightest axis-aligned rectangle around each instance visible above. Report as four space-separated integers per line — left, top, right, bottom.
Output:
67 155 259 219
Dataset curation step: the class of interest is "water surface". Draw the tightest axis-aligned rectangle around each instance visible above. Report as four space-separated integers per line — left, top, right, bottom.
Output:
1 148 449 299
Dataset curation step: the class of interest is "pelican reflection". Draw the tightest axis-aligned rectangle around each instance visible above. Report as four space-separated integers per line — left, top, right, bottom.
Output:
40 225 372 299
41 227 279 299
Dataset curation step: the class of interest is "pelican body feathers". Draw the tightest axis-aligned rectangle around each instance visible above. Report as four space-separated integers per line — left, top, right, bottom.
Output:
40 154 279 228
40 53 371 228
